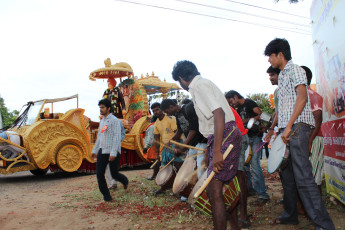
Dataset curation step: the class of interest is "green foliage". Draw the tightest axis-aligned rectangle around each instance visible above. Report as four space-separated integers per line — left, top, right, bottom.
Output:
0 97 19 128
247 93 274 116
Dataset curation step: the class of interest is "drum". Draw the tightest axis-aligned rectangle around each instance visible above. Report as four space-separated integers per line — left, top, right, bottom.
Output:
173 157 198 197
155 164 176 190
244 145 252 165
188 172 240 216
260 112 271 123
268 133 290 173
247 118 255 129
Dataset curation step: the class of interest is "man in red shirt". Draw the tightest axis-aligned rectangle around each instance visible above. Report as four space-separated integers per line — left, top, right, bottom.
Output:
226 94 250 228
301 66 324 188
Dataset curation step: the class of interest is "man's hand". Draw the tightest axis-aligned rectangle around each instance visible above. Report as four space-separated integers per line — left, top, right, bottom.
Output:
92 154 97 161
143 148 148 154
264 129 275 142
281 126 292 144
109 156 116 162
212 151 224 174
174 147 184 157
165 141 172 147
308 140 312 156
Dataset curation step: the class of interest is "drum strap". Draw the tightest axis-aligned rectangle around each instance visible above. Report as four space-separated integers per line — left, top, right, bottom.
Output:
222 126 236 146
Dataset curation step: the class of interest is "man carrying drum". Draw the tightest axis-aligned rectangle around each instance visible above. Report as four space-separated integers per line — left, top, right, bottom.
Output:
264 38 334 229
225 95 250 228
160 99 208 179
152 102 183 195
225 90 270 204
172 60 242 230
143 115 158 180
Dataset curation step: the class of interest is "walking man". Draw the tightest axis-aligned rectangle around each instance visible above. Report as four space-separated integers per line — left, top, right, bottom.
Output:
92 99 128 202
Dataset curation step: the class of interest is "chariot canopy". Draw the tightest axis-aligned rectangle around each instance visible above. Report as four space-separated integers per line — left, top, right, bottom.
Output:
89 58 134 81
136 72 180 99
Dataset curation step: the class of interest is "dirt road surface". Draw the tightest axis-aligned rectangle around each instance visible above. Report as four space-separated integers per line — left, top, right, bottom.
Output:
1 163 344 230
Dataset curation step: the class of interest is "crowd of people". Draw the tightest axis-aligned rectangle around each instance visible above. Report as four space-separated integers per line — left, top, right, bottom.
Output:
91 38 334 230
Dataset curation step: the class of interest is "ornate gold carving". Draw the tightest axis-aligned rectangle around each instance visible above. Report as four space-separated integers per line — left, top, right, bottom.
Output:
26 120 87 169
104 58 111 67
120 116 150 161
0 164 36 174
56 144 82 172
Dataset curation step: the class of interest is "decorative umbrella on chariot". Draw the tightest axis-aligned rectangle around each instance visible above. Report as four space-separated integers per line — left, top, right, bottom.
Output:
89 58 134 119
89 59 180 164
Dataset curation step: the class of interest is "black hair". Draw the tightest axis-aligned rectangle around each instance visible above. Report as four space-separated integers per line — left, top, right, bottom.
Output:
172 60 200 82
225 90 243 99
266 66 281 75
160 99 177 111
300 66 312 85
264 38 292 61
98 98 112 109
151 102 161 110
172 99 178 105
181 98 192 105
150 115 158 123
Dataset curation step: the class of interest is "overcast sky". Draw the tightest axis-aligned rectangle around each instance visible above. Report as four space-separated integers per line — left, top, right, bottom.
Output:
0 0 314 120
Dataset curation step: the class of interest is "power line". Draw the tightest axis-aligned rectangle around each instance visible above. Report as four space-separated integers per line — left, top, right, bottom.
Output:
224 0 310 19
172 0 310 28
114 0 312 35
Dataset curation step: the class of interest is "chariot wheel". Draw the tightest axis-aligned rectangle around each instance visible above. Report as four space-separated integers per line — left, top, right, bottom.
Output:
56 144 83 172
30 168 49 176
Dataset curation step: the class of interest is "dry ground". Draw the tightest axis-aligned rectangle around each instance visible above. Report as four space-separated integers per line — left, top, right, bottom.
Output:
0 161 344 230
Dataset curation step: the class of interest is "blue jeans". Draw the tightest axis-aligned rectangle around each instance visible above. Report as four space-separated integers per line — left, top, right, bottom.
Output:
187 142 207 179
244 135 269 199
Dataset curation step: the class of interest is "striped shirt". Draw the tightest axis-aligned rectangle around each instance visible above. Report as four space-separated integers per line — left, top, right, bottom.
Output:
92 113 122 157
277 60 315 128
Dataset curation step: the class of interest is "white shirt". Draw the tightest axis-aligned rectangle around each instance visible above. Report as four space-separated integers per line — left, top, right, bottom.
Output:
188 75 235 137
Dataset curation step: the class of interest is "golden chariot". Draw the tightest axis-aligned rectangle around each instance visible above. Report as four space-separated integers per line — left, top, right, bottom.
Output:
0 59 180 175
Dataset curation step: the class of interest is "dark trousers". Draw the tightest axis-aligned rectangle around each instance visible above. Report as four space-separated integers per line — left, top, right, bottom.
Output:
280 123 334 230
96 149 128 201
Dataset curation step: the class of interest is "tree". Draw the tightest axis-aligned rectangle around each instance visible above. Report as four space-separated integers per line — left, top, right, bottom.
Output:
247 93 274 116
0 96 19 128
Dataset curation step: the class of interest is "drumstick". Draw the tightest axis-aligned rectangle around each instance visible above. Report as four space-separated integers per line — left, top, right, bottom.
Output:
152 139 176 152
184 164 206 182
150 159 159 169
189 151 205 158
159 157 176 171
170 140 207 152
255 141 268 153
194 144 234 198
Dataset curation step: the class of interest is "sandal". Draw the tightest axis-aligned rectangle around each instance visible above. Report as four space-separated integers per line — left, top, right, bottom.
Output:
238 218 251 228
274 218 299 225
